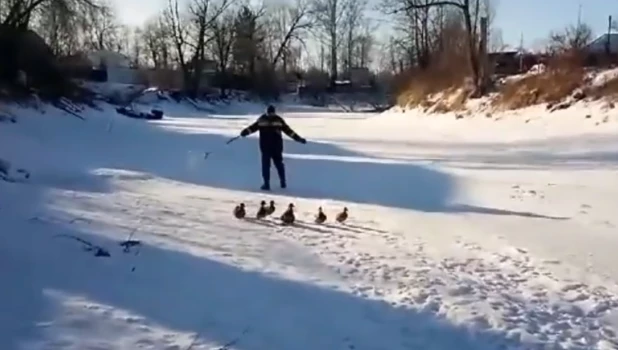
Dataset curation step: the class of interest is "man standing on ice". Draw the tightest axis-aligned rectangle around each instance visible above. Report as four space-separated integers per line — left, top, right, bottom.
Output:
240 105 306 190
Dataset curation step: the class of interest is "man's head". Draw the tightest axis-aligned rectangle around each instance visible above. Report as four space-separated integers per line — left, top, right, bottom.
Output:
266 105 276 115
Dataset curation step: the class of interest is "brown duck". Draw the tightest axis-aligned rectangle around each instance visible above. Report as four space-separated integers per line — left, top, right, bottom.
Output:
315 207 327 224
256 200 268 219
265 200 276 216
280 203 295 225
335 207 348 223
233 203 246 219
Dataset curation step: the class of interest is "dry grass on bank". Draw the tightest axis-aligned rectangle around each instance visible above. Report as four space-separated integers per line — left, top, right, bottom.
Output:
394 54 618 114
490 65 585 110
395 66 469 111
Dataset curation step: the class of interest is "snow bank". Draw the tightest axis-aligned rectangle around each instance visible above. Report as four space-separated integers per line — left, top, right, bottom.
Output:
375 99 618 145
590 67 618 87
395 66 618 118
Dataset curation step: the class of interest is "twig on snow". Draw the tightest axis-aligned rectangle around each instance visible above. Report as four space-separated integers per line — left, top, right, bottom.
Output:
218 326 252 350
53 100 86 120
120 203 143 254
120 203 144 272
184 325 251 350
53 234 110 257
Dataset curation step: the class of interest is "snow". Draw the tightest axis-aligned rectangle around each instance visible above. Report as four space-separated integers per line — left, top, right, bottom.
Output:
591 68 618 88
2 98 618 349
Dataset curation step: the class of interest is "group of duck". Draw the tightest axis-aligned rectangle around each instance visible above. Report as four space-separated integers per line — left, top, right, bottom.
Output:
233 200 349 225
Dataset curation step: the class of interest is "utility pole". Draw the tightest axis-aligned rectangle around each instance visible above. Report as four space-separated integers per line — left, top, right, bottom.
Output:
519 32 524 73
480 16 489 94
607 15 612 55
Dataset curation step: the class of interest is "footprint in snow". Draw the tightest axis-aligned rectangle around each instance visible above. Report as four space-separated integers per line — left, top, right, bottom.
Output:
561 283 586 293
542 259 561 265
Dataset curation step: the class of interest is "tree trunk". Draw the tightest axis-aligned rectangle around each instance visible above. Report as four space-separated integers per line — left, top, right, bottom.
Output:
461 3 480 94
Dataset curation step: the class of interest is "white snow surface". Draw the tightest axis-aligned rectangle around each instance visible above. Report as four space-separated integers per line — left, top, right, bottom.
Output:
2 99 618 350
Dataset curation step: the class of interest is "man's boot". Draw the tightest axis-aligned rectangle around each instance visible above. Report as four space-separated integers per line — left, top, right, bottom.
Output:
261 152 271 191
273 155 286 189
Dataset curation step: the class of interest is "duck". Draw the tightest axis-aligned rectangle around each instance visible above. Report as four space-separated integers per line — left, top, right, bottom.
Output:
265 200 276 216
233 203 246 219
315 206 327 224
335 207 348 223
256 200 268 219
280 203 295 225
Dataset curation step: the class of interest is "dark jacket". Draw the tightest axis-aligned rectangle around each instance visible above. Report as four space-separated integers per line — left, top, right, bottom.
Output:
241 114 305 153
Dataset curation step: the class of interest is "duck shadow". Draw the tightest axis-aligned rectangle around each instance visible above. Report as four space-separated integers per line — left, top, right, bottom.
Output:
322 222 388 235
293 220 334 234
243 217 278 228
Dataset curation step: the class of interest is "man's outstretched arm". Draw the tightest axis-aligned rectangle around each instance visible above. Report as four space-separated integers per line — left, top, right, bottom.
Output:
279 117 306 143
240 116 263 137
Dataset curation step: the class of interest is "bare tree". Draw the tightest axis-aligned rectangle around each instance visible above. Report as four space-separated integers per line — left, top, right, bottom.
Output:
232 4 264 78
163 0 191 87
1 0 101 29
81 0 119 51
385 0 495 94
142 15 172 68
547 22 592 55
209 12 235 94
310 0 351 84
381 0 439 69
35 1 78 55
341 0 366 72
5 0 112 56
266 0 313 69
354 22 374 67
482 0 502 52
163 0 231 95
130 27 143 66
115 24 131 54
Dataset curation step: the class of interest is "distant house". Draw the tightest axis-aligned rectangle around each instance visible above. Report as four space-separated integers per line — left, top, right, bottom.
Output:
488 51 519 75
577 33 618 66
584 33 618 54
145 59 217 92
88 50 143 85
187 58 217 91
143 68 183 90
86 50 132 68
488 50 546 76
58 50 144 85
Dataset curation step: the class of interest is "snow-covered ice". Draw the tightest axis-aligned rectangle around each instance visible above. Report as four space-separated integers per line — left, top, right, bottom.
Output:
2 99 618 349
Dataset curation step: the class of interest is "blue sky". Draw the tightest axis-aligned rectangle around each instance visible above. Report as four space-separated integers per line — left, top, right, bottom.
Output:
113 0 616 49
495 0 615 49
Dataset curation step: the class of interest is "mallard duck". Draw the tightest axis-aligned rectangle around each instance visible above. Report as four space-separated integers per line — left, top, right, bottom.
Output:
315 206 327 224
335 207 348 223
233 203 246 219
280 203 295 225
256 200 268 219
265 200 276 216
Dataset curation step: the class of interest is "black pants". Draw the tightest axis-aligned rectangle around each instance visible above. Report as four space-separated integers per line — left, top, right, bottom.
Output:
261 151 285 186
